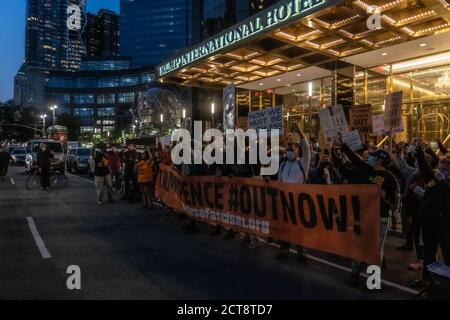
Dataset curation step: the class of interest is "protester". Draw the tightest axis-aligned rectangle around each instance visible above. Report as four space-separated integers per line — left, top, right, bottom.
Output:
275 122 310 262
94 149 113 205
137 150 154 210
108 145 122 190
37 143 53 190
122 144 139 201
0 146 13 181
332 134 399 285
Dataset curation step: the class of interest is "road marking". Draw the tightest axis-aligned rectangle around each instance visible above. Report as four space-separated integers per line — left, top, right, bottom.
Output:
10 178 15 185
68 171 419 295
26 217 52 259
260 239 419 296
66 172 94 185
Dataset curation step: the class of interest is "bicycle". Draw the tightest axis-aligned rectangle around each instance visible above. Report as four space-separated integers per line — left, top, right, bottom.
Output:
111 171 125 201
26 167 58 190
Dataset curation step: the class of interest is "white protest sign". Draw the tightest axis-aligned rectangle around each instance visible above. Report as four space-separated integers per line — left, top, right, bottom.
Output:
372 115 385 136
372 114 404 136
319 105 349 139
248 105 283 135
384 91 403 131
343 130 364 151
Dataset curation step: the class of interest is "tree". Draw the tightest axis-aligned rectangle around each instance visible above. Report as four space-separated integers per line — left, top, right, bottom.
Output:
0 105 39 142
57 113 80 141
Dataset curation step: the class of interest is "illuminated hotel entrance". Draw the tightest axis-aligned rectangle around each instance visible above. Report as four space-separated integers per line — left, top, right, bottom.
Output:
157 0 450 144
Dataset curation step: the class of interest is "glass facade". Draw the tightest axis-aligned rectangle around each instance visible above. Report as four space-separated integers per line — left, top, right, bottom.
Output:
74 94 94 104
120 0 192 66
118 92 135 103
81 59 131 71
97 94 116 104
97 107 116 117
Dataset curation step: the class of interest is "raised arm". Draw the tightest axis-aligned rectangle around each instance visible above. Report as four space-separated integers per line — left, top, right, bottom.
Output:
416 146 435 183
292 122 310 176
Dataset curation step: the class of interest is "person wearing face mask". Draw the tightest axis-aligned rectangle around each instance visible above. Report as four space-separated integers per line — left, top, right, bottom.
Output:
276 122 311 262
412 145 450 290
333 136 398 286
37 143 54 190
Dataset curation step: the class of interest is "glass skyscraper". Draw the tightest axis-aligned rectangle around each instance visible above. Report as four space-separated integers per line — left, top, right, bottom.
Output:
120 0 195 67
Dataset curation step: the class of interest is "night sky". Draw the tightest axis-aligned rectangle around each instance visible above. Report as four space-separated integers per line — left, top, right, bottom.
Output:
0 0 120 103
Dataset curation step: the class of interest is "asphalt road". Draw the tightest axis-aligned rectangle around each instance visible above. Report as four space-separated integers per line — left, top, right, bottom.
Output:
0 166 413 299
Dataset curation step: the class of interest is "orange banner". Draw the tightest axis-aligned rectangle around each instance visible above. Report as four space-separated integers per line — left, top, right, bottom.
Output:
156 165 381 264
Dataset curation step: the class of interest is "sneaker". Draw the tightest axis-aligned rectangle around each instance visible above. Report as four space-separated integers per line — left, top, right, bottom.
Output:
408 260 423 271
410 279 430 289
248 240 260 249
223 229 235 240
396 244 413 251
236 234 250 244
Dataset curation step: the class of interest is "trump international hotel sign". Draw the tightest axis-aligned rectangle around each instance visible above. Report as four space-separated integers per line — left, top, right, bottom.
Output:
157 0 339 77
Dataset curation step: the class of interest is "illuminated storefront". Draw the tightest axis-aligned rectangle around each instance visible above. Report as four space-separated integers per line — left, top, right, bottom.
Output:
157 0 450 143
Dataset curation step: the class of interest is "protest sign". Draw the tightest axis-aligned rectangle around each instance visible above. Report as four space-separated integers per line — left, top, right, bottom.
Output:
343 130 364 151
248 105 283 134
349 104 372 142
156 165 381 264
372 115 385 136
318 105 349 139
384 91 403 132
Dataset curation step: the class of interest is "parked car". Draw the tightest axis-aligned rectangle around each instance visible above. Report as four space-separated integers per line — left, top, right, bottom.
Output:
25 139 66 174
66 147 91 173
11 148 27 165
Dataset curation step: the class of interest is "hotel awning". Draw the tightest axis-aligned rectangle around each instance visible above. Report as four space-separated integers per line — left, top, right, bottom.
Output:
156 0 450 88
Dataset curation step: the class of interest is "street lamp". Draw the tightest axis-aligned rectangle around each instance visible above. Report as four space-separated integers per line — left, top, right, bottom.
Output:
160 113 164 123
40 114 47 136
50 105 58 125
211 103 215 128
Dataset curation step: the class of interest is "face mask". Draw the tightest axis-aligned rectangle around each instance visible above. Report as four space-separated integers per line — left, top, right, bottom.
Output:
439 169 449 180
367 155 377 167
286 150 295 161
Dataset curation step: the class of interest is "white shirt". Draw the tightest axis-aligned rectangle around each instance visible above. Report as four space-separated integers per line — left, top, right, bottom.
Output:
278 138 311 184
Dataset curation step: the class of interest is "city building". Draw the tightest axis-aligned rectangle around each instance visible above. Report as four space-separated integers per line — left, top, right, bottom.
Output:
13 64 27 107
45 57 157 140
120 0 253 67
249 0 280 15
19 0 89 109
86 9 120 58
156 0 450 142
201 0 250 40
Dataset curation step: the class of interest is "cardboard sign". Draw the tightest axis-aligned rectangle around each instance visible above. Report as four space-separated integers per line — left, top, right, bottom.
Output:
318 105 349 139
372 115 385 136
156 165 381 264
349 105 372 142
248 105 283 135
343 130 364 151
384 91 403 131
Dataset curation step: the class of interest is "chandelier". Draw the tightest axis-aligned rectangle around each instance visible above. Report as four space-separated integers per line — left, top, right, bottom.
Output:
435 66 450 94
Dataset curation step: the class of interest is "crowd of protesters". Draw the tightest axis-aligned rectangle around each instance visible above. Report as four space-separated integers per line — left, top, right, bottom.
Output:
150 123 449 292
2 123 448 293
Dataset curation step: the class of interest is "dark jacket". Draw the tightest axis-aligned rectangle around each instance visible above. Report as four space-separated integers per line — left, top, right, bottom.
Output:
337 144 398 218
0 151 13 166
94 152 110 177
37 149 53 167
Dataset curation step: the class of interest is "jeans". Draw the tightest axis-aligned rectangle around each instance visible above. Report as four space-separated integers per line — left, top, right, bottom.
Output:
95 175 113 202
351 217 390 274
40 165 50 188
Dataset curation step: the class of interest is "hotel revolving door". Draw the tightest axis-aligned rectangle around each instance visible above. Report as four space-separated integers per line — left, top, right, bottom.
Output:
406 100 450 143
